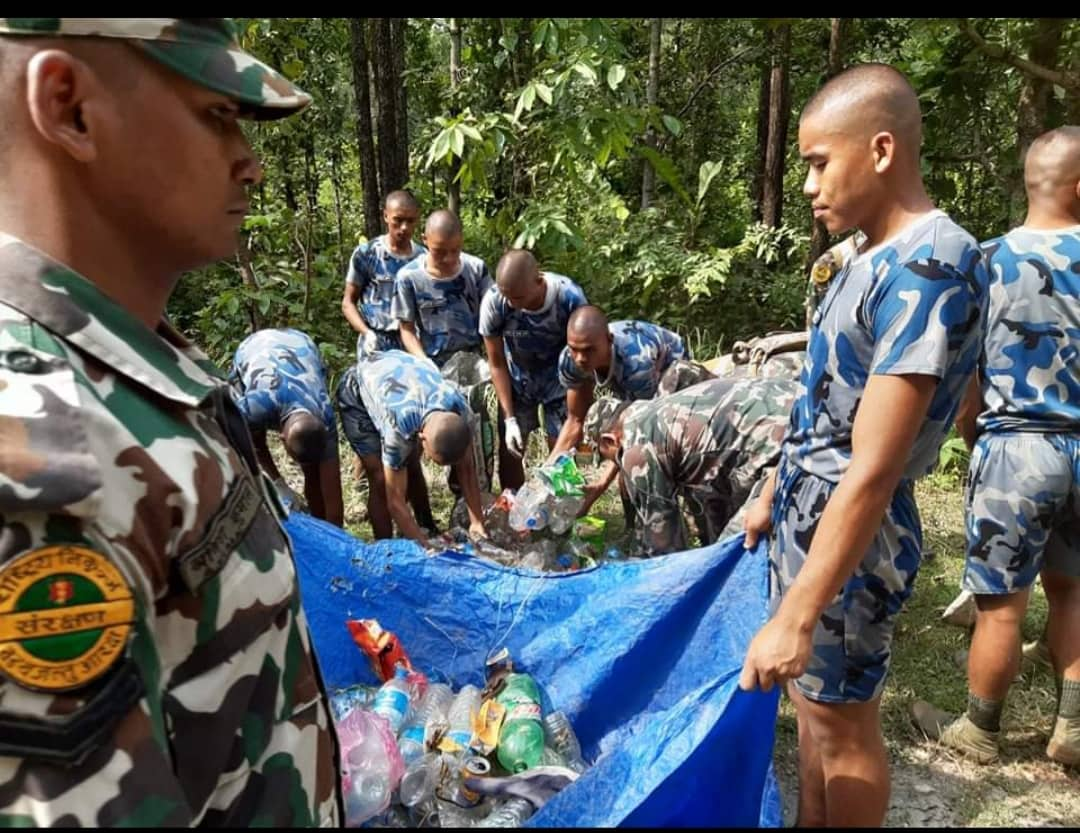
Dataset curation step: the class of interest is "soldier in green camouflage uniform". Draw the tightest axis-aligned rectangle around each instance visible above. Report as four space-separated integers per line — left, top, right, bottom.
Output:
0 19 337 827
585 378 798 556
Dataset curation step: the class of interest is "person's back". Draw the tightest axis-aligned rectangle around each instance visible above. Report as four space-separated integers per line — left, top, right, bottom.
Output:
230 327 335 435
617 377 798 553
0 19 336 826
913 126 1080 768
355 350 470 469
229 327 343 524
977 225 1080 434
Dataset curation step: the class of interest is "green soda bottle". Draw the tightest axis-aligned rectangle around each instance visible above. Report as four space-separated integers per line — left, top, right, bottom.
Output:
495 673 545 773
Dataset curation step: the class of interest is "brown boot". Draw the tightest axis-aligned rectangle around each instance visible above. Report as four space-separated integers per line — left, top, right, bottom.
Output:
910 700 1000 764
1047 716 1080 767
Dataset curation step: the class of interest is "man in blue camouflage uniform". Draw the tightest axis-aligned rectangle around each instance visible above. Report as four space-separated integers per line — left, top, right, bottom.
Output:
393 209 493 368
0 18 338 827
552 305 712 518
738 65 987 827
335 351 486 546
480 249 588 490
912 126 1080 767
585 377 798 556
342 190 425 361
228 327 343 526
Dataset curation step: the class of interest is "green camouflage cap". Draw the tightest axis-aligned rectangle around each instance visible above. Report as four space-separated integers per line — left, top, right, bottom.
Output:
0 18 311 119
583 396 635 446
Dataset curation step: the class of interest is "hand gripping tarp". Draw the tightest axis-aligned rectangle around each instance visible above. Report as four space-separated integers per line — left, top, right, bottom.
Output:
285 513 783 827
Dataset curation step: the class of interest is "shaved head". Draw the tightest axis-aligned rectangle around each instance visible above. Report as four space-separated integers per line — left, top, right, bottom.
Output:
425 209 463 239
385 189 420 213
496 249 540 291
801 63 923 160
421 410 471 465
282 410 328 464
567 305 609 340
1025 126 1080 200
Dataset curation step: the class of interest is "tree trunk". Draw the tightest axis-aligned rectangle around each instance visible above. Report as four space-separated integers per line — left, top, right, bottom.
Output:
640 17 662 211
808 18 850 263
302 137 316 320
750 26 772 223
1011 18 1065 223
330 149 347 277
349 18 381 239
391 18 410 187
761 23 792 229
372 18 404 193
448 17 462 215
237 233 261 333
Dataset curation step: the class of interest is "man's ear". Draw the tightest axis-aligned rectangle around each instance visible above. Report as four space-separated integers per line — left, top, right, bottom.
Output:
25 48 108 163
870 130 896 175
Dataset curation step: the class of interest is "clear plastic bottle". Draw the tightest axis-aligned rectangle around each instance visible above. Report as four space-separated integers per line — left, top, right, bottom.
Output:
446 684 482 754
398 683 453 764
371 665 413 735
474 797 535 828
344 746 392 826
548 495 584 535
542 711 587 774
398 752 440 809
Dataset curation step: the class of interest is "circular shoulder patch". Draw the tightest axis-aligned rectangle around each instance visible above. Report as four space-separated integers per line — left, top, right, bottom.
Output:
0 546 135 692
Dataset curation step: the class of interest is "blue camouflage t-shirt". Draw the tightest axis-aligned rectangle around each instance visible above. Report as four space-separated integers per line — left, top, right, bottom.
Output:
558 320 688 401
354 350 471 469
229 328 337 446
345 235 426 332
783 210 988 483
479 272 588 403
977 224 1080 434
392 253 493 365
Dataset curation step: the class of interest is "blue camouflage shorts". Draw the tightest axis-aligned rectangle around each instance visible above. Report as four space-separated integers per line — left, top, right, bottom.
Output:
335 366 381 459
963 432 1080 594
769 456 923 704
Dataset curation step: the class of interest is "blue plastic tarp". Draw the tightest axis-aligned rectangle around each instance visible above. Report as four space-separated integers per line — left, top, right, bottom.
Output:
286 513 783 828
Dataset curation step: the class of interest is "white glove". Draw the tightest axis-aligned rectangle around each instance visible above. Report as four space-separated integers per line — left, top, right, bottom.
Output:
504 417 525 458
362 330 379 355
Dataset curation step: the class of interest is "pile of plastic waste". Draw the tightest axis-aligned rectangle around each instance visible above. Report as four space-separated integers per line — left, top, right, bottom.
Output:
332 621 588 828
442 454 635 571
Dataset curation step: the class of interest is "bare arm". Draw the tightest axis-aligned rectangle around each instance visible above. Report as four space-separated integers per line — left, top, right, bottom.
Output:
451 446 487 538
342 282 371 336
398 320 427 362
384 463 428 547
954 373 982 452
484 335 515 421
548 383 594 461
740 373 938 691
251 429 284 482
302 456 344 527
